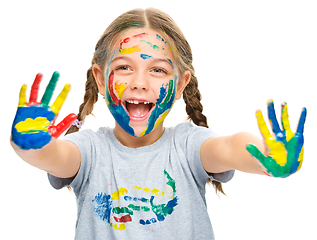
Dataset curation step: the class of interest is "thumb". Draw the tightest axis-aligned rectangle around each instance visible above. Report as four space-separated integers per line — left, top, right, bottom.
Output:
49 113 77 138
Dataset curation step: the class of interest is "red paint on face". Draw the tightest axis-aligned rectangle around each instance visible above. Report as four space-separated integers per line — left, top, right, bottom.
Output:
108 71 120 105
120 37 130 50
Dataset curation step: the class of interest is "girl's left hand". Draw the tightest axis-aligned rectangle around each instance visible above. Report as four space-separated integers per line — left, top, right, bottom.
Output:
246 100 307 178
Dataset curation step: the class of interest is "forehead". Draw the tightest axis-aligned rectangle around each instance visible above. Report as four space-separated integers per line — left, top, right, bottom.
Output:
112 28 174 58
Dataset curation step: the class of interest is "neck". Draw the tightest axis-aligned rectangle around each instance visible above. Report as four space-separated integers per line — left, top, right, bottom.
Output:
113 123 165 148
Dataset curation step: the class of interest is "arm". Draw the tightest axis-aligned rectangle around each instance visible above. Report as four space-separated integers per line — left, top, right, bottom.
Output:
11 72 80 178
201 132 265 175
201 100 307 177
11 138 80 178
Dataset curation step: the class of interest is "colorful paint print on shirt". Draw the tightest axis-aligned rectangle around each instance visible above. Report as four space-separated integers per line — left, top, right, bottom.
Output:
92 170 178 231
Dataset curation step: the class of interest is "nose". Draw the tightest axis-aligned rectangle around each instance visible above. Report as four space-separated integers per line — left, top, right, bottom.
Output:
130 73 149 91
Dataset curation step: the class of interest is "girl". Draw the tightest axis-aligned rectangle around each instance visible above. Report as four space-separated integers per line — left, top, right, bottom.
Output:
11 8 306 239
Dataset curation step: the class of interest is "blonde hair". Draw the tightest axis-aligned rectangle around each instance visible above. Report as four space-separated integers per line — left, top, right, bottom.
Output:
66 8 225 195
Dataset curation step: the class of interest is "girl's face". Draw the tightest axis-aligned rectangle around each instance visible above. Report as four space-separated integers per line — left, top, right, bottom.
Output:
102 28 183 137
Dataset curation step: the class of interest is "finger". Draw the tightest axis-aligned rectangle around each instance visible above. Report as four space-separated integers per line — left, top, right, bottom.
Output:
255 110 273 142
281 102 291 132
51 84 71 115
18 84 27 107
246 144 266 162
29 73 43 105
281 102 294 141
267 99 283 136
41 71 60 107
247 144 289 178
49 113 77 138
296 107 307 135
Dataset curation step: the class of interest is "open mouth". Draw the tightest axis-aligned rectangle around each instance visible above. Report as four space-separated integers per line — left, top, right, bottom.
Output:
123 99 155 121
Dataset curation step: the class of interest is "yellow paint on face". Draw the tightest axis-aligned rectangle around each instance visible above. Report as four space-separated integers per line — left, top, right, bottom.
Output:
114 81 126 101
111 187 128 200
15 117 50 133
154 110 170 128
119 45 142 55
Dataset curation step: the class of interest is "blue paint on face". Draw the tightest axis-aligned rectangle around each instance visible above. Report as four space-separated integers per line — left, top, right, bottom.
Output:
140 54 153 59
92 192 113 223
104 68 135 136
11 106 55 150
108 104 135 136
167 58 173 66
156 34 167 44
143 75 177 136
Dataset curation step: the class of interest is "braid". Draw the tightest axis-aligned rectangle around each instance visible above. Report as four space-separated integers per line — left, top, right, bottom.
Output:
183 73 208 128
183 67 225 195
65 67 99 135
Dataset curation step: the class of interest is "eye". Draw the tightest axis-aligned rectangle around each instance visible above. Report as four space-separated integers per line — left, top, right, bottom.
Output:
151 68 167 74
116 65 132 71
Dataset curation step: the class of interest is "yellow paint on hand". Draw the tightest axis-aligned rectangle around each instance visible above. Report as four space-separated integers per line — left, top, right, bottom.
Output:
119 45 142 55
297 146 304 172
115 81 126 100
51 84 71 114
15 117 50 133
18 84 27 107
255 110 287 166
111 187 128 200
281 104 295 141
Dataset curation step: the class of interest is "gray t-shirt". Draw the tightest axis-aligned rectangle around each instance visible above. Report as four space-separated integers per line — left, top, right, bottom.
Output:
48 122 234 239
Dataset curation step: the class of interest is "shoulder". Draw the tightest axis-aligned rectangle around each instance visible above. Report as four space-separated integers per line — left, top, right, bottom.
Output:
63 127 111 142
172 122 218 142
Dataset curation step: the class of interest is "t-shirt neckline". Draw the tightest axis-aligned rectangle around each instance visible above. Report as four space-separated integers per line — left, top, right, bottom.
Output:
108 127 170 153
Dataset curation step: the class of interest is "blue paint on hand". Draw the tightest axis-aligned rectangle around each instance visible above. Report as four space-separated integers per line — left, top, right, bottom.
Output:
11 106 56 150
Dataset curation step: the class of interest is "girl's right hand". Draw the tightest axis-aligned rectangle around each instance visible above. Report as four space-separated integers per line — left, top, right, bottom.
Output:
11 72 77 150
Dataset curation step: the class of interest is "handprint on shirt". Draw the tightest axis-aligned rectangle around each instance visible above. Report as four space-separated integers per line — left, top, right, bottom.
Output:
246 100 307 178
11 72 77 150
92 170 178 231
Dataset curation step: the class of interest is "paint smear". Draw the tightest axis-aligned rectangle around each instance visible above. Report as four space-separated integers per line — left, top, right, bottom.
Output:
140 40 159 50
15 117 50 133
115 81 126 101
119 45 142 55
113 215 132 223
92 192 113 223
112 187 128 200
140 54 153 59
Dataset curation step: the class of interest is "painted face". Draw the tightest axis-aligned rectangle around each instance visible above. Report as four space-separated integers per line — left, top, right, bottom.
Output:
104 28 178 137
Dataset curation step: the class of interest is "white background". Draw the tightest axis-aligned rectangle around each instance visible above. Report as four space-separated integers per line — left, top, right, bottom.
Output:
1 0 316 239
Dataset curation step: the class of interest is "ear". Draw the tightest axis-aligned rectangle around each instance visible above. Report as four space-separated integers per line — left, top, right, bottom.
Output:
92 64 105 96
176 70 191 100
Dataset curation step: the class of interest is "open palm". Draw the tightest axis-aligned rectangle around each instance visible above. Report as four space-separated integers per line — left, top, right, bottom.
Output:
246 100 307 178
11 72 77 150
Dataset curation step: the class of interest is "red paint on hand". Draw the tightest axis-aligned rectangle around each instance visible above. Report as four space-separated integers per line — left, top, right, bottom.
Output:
28 73 43 105
49 113 77 138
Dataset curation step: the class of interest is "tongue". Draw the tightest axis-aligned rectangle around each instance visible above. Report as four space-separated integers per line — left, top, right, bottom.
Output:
126 103 151 117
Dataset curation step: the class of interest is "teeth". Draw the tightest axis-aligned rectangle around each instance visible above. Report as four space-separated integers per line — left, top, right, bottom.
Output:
126 100 151 104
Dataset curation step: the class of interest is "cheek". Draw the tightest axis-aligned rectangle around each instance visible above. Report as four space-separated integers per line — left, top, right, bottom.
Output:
114 79 127 101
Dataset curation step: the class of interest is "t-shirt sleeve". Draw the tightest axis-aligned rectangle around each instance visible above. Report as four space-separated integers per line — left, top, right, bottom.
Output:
47 130 94 194
176 122 234 187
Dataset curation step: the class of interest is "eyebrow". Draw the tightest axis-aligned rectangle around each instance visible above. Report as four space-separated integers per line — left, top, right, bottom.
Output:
111 56 174 67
